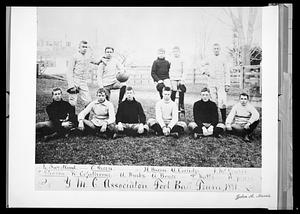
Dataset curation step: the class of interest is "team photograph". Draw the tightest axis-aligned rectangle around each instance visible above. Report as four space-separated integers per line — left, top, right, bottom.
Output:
35 7 262 167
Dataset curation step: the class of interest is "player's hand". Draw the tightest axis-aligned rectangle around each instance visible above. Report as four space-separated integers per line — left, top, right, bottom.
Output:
117 122 124 132
78 121 84 131
167 127 171 135
62 121 73 128
225 85 230 92
162 127 169 136
60 113 70 122
137 124 144 134
157 80 163 84
100 122 107 132
65 114 69 121
244 122 251 129
207 125 214 135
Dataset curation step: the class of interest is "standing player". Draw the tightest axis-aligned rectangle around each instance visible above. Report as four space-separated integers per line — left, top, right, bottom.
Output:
77 88 116 139
151 48 171 99
169 46 186 111
202 43 231 123
97 47 127 104
114 86 149 138
36 87 78 141
225 91 260 142
147 87 187 139
66 40 100 109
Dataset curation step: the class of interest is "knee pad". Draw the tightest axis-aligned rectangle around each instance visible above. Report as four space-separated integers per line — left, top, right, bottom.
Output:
188 122 197 131
137 126 144 134
216 123 225 130
177 121 187 131
116 123 124 131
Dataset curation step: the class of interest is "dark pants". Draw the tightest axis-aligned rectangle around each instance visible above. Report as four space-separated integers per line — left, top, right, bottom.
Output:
104 85 126 104
158 90 163 99
117 128 148 137
151 123 184 136
88 124 115 137
193 125 224 136
220 108 227 124
171 91 185 106
229 120 259 136
118 86 126 104
36 119 78 137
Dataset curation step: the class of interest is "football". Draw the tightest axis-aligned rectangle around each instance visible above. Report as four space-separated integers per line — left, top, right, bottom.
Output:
116 72 129 82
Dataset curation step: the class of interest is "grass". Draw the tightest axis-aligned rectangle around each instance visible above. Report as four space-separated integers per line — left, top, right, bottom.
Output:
35 77 262 167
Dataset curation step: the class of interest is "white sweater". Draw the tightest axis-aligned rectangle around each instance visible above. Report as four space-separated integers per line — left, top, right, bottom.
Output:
169 56 185 81
97 58 124 87
155 99 178 129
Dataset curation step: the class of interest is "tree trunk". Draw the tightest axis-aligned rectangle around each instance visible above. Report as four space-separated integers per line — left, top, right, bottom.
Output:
227 8 258 66
243 44 251 65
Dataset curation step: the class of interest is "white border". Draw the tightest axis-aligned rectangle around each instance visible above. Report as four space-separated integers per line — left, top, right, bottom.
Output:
261 5 279 209
8 6 278 208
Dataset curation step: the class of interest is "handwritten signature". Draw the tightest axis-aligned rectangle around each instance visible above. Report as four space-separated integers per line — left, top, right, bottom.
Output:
235 193 271 200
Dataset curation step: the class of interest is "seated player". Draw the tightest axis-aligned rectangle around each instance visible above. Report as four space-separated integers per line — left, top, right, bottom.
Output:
77 88 115 139
114 86 149 138
188 87 225 139
36 87 78 141
225 91 260 142
147 86 187 139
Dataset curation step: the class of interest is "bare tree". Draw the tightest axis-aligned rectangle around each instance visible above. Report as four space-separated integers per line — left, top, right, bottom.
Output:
223 7 259 65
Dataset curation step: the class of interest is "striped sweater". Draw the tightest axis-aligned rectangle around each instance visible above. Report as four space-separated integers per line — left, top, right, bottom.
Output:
225 102 259 126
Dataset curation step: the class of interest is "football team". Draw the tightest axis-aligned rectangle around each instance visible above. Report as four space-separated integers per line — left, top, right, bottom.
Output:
36 41 260 143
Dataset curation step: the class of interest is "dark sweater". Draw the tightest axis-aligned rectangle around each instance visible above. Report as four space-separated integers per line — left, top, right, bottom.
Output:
193 100 219 127
46 99 77 131
116 98 146 124
151 58 170 82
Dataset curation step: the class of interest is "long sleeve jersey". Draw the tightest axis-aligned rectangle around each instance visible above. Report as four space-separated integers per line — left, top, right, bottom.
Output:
46 99 77 130
193 100 219 127
204 54 230 86
155 99 178 129
225 102 260 126
97 58 124 87
151 58 171 82
78 99 115 126
169 56 186 81
66 51 98 88
116 98 146 124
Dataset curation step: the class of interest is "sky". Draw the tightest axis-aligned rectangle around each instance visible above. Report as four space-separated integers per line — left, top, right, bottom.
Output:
37 7 262 66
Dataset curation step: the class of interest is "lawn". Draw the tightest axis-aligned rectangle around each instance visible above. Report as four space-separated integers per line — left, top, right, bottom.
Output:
35 77 262 167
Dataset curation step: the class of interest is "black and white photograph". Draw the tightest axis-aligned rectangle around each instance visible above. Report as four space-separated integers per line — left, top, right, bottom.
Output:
35 7 262 167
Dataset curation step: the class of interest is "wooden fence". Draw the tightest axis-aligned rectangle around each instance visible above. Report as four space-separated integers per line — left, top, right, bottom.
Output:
88 65 261 95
